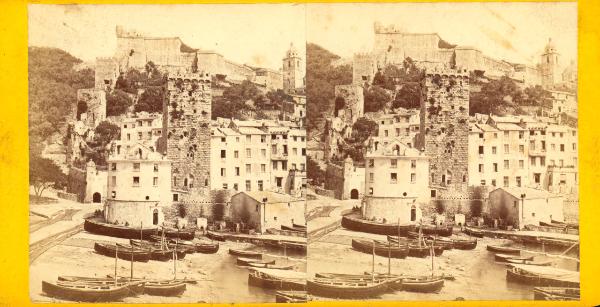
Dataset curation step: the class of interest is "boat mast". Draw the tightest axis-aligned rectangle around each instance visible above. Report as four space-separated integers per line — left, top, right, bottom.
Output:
114 244 118 286
130 243 134 280
430 239 434 277
371 240 375 283
174 230 178 280
387 240 391 276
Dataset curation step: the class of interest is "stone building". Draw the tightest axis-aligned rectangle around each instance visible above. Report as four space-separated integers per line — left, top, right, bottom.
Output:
116 112 163 151
282 43 304 94
282 94 306 124
488 187 564 229
334 84 364 127
418 68 470 197
164 71 213 205
229 191 306 233
254 67 283 92
75 88 106 129
104 143 171 227
95 57 120 91
549 90 577 117
67 160 107 203
540 38 562 89
324 157 365 200
369 108 420 148
362 140 429 223
353 53 377 85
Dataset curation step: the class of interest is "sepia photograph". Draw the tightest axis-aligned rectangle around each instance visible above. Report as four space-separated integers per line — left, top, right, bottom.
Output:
305 2 579 302
28 4 307 303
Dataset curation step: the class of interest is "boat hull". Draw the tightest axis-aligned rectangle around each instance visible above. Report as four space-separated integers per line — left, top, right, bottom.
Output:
206 231 227 241
306 279 389 299
533 287 580 301
351 239 408 259
248 273 306 291
275 291 308 303
229 249 262 258
42 281 131 302
507 269 579 288
402 278 445 293
342 215 416 236
487 245 521 255
94 243 151 262
144 281 186 296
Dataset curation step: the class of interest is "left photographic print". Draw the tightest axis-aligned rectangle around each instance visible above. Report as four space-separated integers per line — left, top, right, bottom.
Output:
28 4 307 303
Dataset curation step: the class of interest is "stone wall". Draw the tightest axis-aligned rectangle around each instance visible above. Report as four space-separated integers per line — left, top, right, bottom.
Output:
324 163 344 199
165 71 213 206
420 68 470 195
334 85 364 127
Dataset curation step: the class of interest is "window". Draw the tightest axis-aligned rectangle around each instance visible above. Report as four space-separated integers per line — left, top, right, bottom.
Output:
519 160 524 169
494 133 498 139
110 176 116 186
234 151 239 158
221 137 226 142
541 141 546 150
519 145 524 153
261 135 266 143
560 144 565 152
245 180 251 191
261 164 266 173
503 176 509 187
531 157 536 166
411 173 416 183
504 160 509 169
492 146 497 154
478 164 484 173
246 164 251 173
300 163 305 171
519 131 524 139
369 173 374 183
222 183 228 190
133 176 140 187
478 146 484 154
491 179 496 186
534 173 541 184
573 143 577 151
368 159 374 167
516 176 522 187
369 187 373 195
282 161 288 171
153 164 158 172
138 132 142 140
384 130 388 137
271 145 277 154
173 194 178 201
153 177 158 186
221 150 226 158
493 163 498 172
220 168 226 177
246 135 251 142
173 177 178 187
481 180 486 186
272 161 278 170
127 133 131 141
504 144 509 154
530 130 535 136
559 159 564 167
541 157 546 166
261 149 266 157
133 163 140 171
411 160 416 168
293 148 298 156
479 133 484 139
390 159 397 168
276 177 283 187
560 174 567 184
530 141 535 150
504 131 509 138
246 148 252 158
235 167 240 176
395 128 400 136
258 180 264 191
111 163 117 171
302 148 306 156
233 183 238 191
390 173 397 183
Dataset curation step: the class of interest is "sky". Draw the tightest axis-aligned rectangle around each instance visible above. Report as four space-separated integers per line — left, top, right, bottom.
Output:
28 4 306 71
307 3 577 67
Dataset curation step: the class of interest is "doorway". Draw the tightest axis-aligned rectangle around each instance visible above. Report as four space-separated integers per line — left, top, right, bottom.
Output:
350 189 359 199
92 192 101 203
153 209 159 225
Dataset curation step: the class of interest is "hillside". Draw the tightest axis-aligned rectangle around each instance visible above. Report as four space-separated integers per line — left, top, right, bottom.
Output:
306 43 353 138
28 47 95 155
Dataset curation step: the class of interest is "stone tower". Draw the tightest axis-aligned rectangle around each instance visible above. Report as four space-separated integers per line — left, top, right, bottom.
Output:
334 84 364 127
283 43 303 94
418 67 470 195
164 71 212 202
541 38 561 89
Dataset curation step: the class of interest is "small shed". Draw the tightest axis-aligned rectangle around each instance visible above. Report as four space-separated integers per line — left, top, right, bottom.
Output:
229 191 306 233
488 187 564 229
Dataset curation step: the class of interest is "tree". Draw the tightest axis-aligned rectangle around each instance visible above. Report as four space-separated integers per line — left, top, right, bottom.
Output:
307 156 325 186
392 83 421 109
364 86 391 113
522 85 552 108
86 121 120 166
106 89 132 116
351 117 378 144
135 86 165 113
470 76 523 115
30 155 66 197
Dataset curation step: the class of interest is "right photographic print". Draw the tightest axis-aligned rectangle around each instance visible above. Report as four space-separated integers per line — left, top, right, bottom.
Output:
305 2 579 302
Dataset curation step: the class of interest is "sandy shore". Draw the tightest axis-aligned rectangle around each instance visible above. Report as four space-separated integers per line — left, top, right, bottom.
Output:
30 231 306 303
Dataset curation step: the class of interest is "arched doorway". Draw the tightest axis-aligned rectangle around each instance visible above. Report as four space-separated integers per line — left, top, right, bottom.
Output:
410 205 417 222
92 192 101 203
350 189 359 199
153 209 159 225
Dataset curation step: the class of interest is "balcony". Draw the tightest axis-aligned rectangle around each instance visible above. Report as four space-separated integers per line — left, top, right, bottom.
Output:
528 149 547 156
271 153 289 160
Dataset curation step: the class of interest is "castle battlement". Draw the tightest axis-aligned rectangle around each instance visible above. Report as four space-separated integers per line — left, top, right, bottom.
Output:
167 71 211 82
424 67 469 77
354 52 373 59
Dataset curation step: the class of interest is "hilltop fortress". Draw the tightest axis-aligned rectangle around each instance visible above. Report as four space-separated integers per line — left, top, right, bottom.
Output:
351 23 576 89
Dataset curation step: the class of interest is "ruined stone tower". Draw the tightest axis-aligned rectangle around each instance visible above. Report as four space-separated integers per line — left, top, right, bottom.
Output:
334 84 364 127
164 71 212 203
418 68 470 195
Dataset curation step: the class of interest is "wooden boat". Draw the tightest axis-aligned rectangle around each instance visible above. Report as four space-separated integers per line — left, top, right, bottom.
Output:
84 218 158 240
341 215 416 236
162 227 195 241
248 262 295 270
275 290 308 303
143 280 186 296
229 248 262 259
237 257 275 266
248 268 306 291
419 224 453 237
506 264 580 287
487 245 521 255
506 258 553 266
279 241 308 253
402 276 445 293
292 223 307 230
452 238 477 250
550 220 579 230
128 240 186 260
206 231 227 241
281 225 307 232
495 253 534 262
463 226 485 238
307 277 391 299
42 280 132 302
94 243 151 262
194 241 219 254
388 235 454 250
407 244 444 258
539 221 564 228
533 287 580 301
351 239 409 259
